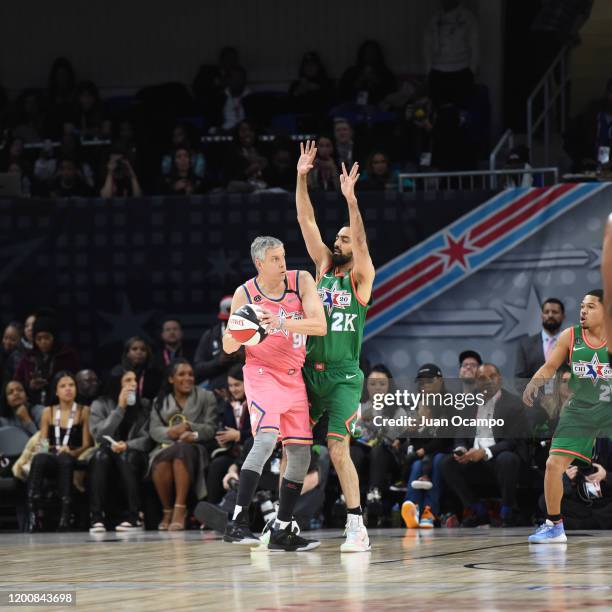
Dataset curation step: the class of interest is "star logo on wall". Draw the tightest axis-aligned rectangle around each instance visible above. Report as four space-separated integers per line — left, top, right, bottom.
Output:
503 285 543 341
97 294 155 346
206 250 239 281
439 234 475 270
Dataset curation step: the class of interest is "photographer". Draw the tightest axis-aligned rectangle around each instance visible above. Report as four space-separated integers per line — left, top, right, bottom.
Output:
100 152 142 198
205 364 252 504
540 438 612 530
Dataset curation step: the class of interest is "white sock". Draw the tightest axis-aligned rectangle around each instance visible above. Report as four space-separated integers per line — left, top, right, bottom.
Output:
274 519 290 530
232 505 243 520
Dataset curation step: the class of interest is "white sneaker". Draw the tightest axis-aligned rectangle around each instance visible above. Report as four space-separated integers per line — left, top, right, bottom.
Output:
260 518 300 545
340 514 371 552
89 522 106 533
411 479 433 491
116 521 144 532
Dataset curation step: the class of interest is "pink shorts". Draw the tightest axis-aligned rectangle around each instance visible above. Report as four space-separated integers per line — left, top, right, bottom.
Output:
243 364 312 445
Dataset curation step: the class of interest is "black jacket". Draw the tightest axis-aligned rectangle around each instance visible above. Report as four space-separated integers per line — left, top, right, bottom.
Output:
194 322 244 389
515 333 546 380
454 389 529 464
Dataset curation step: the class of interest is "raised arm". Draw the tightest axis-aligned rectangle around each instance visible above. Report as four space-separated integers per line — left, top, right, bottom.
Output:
296 141 332 275
602 214 612 347
340 162 375 303
522 327 572 406
222 286 249 355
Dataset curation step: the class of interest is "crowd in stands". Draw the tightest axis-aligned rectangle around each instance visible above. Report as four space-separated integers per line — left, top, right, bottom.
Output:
0 1 490 197
2 294 612 534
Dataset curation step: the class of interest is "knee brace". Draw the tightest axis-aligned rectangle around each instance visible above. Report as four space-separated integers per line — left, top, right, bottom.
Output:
284 444 311 484
241 431 277 476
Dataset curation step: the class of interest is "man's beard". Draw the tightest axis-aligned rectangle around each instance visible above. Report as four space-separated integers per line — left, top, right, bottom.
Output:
332 252 352 267
543 319 562 333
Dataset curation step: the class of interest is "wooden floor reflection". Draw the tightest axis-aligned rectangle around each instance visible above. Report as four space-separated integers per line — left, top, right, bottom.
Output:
2 528 612 611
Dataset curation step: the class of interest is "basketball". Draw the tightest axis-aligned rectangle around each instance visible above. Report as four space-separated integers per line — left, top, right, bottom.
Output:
227 304 268 345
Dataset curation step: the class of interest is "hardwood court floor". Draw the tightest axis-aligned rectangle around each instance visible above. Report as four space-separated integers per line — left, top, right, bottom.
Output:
2 528 612 611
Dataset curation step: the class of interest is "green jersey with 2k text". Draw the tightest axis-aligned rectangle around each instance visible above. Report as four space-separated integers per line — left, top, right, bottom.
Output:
306 267 369 366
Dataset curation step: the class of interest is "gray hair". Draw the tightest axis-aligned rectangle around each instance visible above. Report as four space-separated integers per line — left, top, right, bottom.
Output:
251 236 283 266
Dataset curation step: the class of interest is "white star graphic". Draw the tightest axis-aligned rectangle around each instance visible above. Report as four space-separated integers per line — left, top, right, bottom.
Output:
206 250 239 281
503 285 543 341
97 295 156 346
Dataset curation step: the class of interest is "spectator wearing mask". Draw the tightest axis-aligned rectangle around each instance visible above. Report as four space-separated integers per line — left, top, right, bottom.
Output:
0 380 38 436
424 0 479 107
27 371 92 532
88 369 153 532
154 318 185 371
100 152 143 198
194 296 245 390
162 147 203 196
340 40 396 106
149 359 217 531
515 298 565 381
307 135 340 192
75 369 100 406
110 337 162 402
1 322 25 384
15 313 80 405
206 364 252 504
439 363 528 527
289 51 334 116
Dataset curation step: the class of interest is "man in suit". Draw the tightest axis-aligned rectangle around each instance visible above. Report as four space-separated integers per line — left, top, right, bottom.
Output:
515 298 565 381
440 363 528 527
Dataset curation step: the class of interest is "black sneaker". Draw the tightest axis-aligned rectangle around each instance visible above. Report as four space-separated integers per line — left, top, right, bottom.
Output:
195 501 229 534
461 514 490 528
267 523 320 552
223 511 260 545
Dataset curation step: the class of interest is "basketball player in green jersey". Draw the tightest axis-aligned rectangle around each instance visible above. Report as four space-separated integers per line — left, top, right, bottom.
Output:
295 141 375 552
524 289 612 543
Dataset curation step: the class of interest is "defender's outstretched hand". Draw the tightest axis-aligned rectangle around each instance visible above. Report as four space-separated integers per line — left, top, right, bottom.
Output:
340 162 360 201
297 140 317 176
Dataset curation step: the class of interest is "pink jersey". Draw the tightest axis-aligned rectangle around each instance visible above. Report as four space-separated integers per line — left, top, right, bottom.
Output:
242 270 306 372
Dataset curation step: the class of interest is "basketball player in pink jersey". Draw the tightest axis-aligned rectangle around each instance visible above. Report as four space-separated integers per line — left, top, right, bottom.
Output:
222 235 327 551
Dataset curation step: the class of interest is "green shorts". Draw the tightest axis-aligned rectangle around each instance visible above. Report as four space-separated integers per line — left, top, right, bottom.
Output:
550 400 612 465
303 362 363 441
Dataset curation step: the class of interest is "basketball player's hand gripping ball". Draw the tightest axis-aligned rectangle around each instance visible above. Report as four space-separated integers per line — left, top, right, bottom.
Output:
227 304 268 346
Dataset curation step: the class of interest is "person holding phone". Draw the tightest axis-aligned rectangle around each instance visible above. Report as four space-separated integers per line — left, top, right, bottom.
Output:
88 369 153 533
